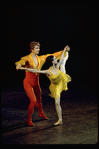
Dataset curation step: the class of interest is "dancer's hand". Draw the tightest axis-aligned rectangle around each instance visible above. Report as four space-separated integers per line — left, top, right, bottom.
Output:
63 46 67 51
16 64 21 70
66 45 70 51
64 45 70 52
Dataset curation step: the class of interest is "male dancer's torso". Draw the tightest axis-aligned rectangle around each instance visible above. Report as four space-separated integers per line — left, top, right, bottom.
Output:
16 53 49 83
24 54 40 82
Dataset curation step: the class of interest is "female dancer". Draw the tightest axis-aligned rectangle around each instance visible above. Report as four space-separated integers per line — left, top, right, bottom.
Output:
20 46 71 125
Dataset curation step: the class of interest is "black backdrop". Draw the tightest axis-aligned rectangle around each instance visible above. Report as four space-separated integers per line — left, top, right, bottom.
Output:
2 3 96 92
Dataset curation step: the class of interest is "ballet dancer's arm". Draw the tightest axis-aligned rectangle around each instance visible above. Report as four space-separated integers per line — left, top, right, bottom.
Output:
20 67 51 75
57 45 70 69
15 56 28 68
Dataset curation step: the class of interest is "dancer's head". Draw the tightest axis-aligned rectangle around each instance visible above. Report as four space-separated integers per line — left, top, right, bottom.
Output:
29 41 40 55
42 55 57 70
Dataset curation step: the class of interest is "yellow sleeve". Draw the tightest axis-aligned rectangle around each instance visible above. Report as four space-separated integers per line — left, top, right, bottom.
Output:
15 56 28 66
53 50 67 60
39 54 51 60
38 50 67 69
39 50 67 61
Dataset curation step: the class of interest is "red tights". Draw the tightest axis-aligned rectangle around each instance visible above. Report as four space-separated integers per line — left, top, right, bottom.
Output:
23 73 48 126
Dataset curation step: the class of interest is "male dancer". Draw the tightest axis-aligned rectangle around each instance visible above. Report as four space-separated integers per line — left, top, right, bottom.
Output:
15 41 67 126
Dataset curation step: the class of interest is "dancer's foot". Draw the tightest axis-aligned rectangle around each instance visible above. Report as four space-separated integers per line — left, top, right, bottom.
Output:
27 121 34 127
54 119 63 126
38 113 49 120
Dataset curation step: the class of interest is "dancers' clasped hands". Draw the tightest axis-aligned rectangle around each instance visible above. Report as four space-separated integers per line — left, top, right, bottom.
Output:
64 45 70 52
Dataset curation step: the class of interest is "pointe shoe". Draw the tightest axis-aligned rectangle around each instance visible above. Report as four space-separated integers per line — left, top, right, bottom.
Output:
38 113 49 120
54 120 63 126
27 121 34 127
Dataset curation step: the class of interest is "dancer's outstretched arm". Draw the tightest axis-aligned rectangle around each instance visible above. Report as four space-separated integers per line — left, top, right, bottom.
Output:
57 45 70 69
20 67 51 75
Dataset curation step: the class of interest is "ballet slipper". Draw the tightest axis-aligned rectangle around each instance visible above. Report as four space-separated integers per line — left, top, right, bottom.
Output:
54 119 63 126
38 113 49 120
27 121 34 127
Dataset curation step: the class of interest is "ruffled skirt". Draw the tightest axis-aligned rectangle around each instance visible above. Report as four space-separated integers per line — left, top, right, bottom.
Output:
49 73 71 99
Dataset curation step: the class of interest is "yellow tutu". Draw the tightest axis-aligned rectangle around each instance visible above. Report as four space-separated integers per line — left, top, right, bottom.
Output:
47 69 71 99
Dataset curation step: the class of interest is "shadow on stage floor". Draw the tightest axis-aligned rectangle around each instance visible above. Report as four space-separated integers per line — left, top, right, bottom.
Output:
2 119 53 134
1 87 98 144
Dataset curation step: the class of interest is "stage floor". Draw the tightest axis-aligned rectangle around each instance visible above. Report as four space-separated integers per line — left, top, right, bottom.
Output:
2 88 98 144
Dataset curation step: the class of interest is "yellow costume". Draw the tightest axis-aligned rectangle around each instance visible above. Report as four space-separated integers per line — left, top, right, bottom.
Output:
47 69 71 99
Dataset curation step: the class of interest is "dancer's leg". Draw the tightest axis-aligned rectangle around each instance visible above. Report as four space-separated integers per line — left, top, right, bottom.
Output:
34 84 49 119
54 97 63 125
23 80 36 126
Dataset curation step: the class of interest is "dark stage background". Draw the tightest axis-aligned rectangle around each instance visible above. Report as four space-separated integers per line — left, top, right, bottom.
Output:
2 3 97 93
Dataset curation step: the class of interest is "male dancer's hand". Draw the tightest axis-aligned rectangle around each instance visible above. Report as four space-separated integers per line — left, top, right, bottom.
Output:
16 64 21 70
